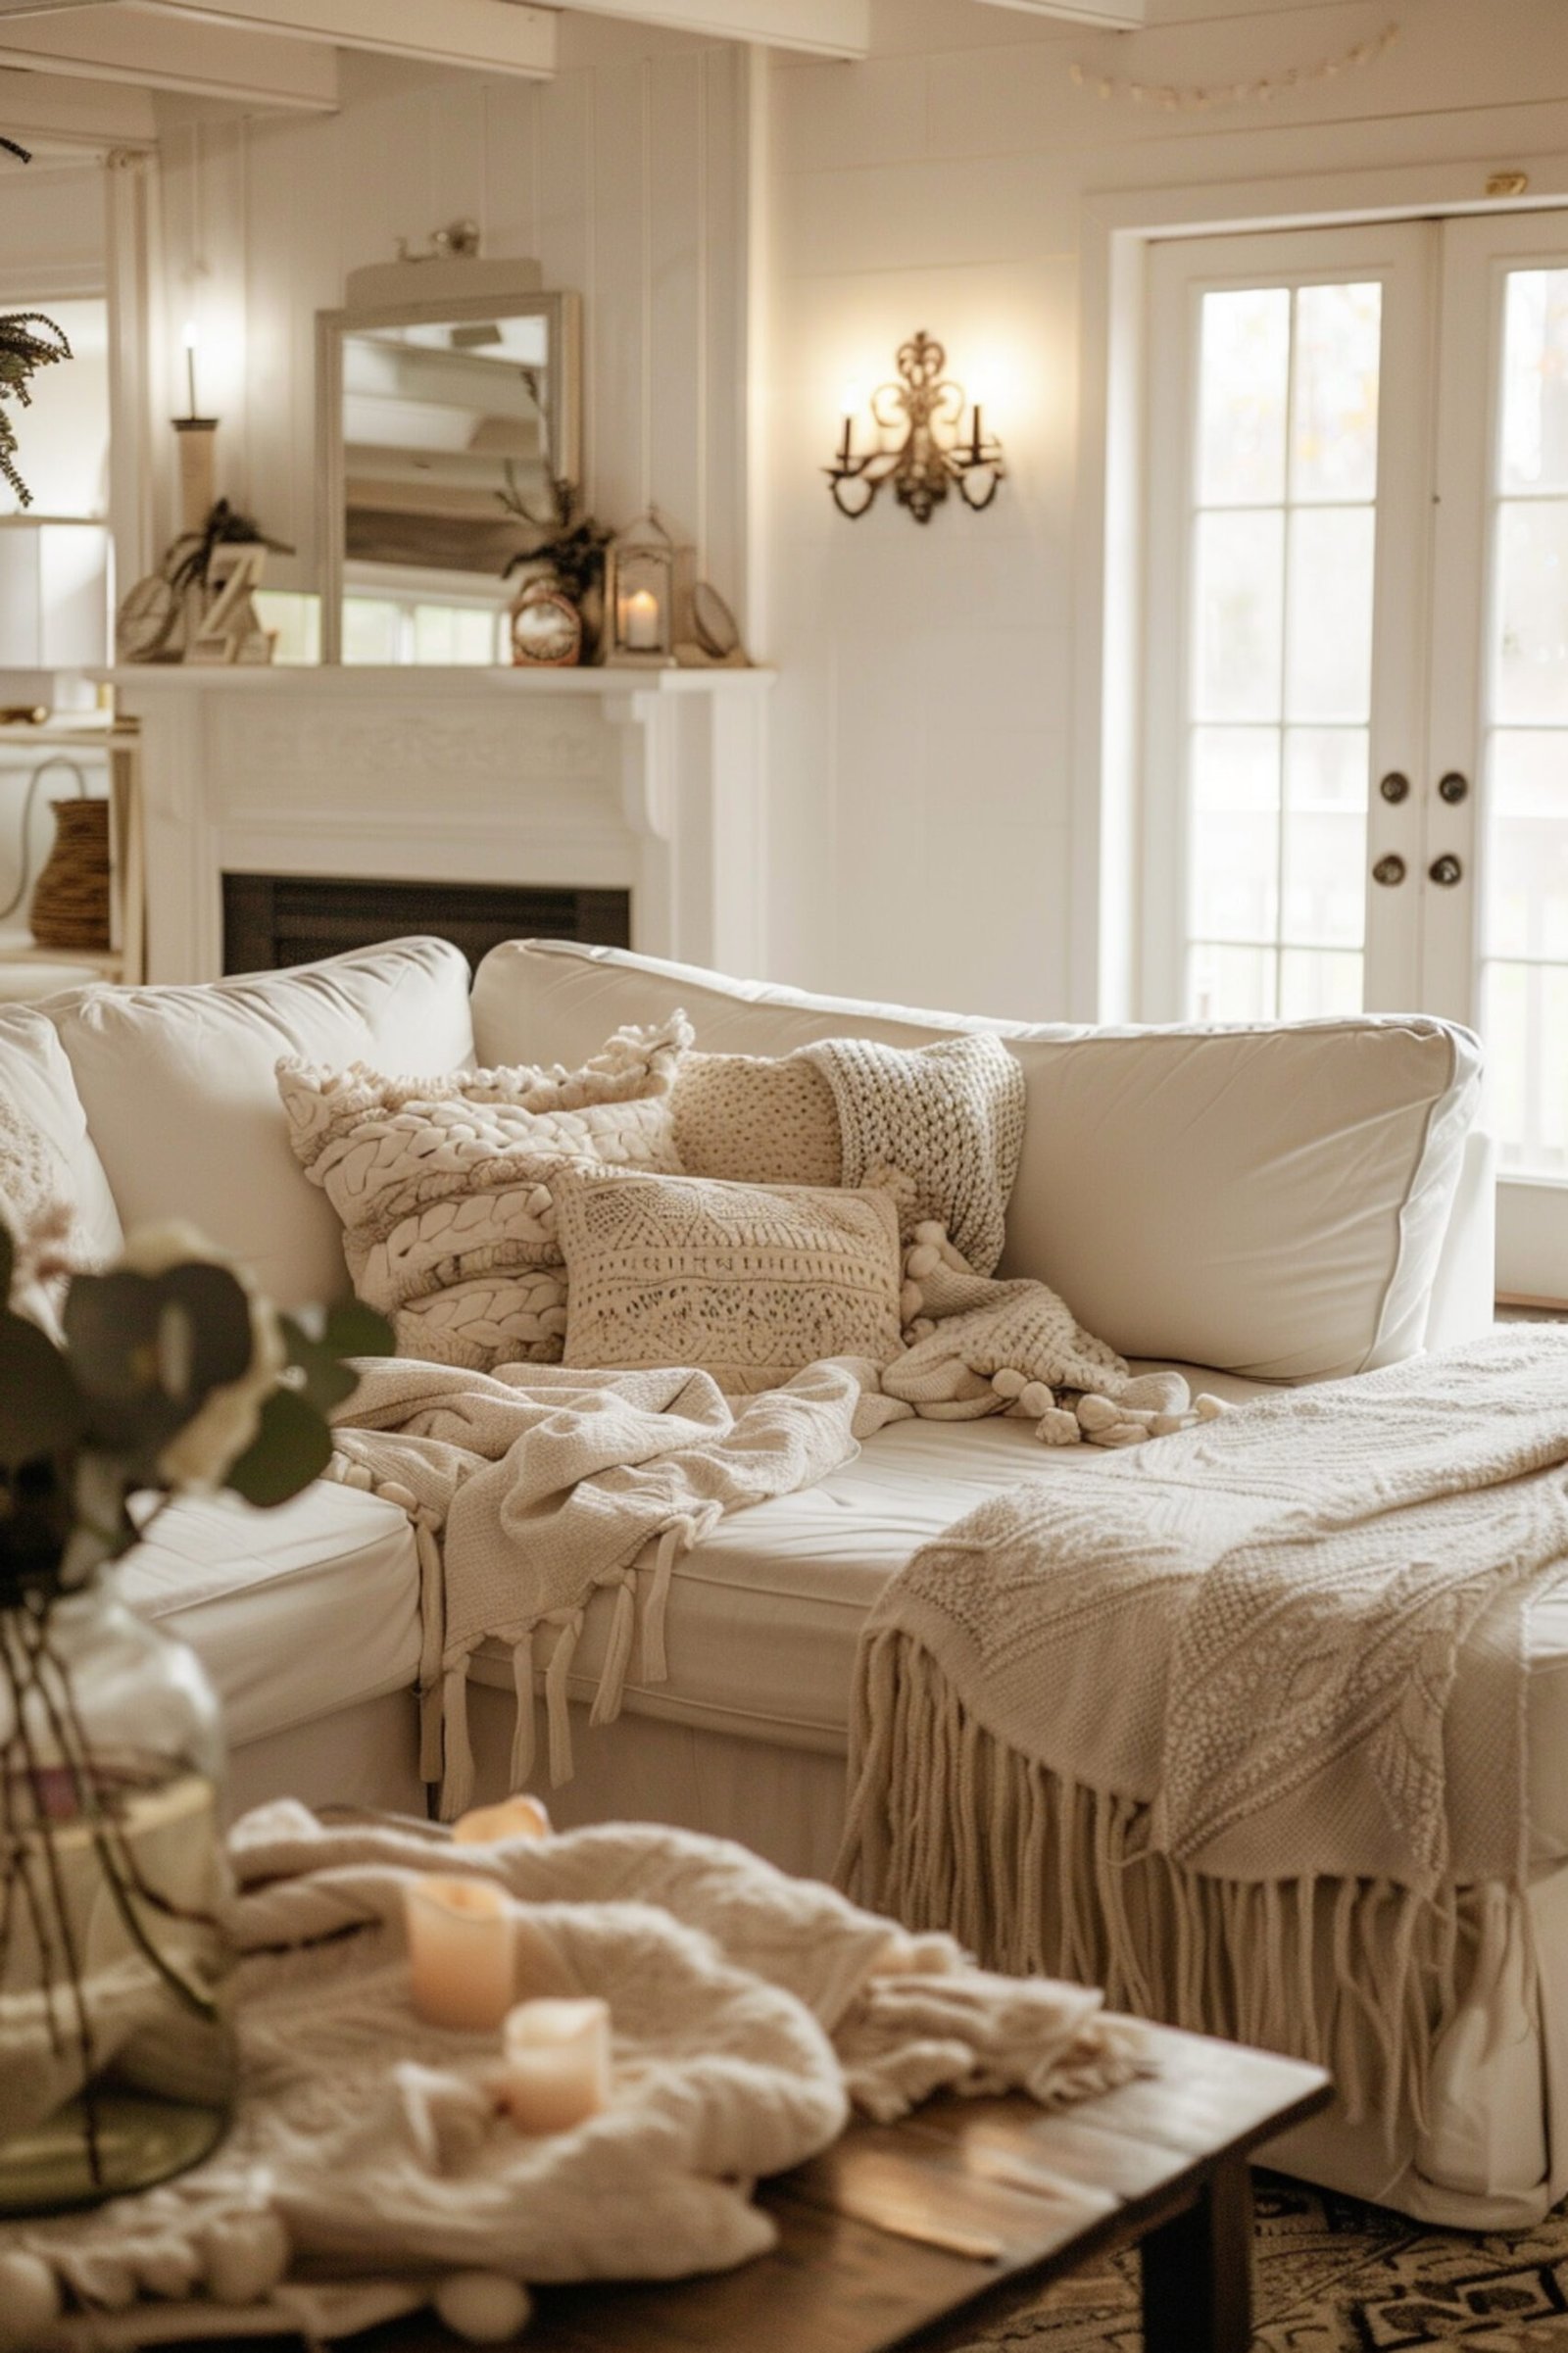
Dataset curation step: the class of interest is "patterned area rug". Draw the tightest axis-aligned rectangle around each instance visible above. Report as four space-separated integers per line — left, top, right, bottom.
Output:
954 2174 1568 2352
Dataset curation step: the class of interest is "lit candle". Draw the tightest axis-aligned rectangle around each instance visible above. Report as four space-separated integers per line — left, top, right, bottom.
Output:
453 1796 552 1846
622 587 661 652
500 1997 611 2135
404 1876 516 2033
182 319 200 421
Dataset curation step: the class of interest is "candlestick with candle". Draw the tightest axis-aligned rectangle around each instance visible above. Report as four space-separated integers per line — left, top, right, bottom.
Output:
405 1877 516 2033
501 1997 612 2134
181 320 201 422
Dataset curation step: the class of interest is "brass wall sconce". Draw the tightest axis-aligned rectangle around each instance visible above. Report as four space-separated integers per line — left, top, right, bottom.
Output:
825 331 1005 523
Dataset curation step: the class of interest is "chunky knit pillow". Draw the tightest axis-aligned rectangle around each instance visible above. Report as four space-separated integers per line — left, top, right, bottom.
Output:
670 1052 843 1188
555 1167 904 1395
276 1015 691 1370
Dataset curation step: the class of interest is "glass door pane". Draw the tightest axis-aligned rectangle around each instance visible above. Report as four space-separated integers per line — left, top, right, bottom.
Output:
1480 264 1568 1180
1181 274 1382 1019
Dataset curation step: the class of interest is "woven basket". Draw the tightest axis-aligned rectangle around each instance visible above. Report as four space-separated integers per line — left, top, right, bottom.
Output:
29 797 111 953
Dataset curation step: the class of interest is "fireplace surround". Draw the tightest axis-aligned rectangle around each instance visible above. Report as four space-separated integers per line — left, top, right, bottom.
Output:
101 664 773 984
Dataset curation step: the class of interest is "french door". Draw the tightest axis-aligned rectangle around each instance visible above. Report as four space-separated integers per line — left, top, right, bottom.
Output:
1145 212 1568 1300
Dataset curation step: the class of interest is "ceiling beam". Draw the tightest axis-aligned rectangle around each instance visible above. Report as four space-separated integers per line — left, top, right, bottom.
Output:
0 6 340 108
0 0 557 84
548 0 868 59
971 0 1146 28
0 59 155 144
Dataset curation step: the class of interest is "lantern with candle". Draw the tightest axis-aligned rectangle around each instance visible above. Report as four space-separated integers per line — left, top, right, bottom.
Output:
605 509 677 666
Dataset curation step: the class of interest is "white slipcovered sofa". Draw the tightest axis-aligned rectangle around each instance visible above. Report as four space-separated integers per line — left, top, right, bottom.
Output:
11 931 1545 2226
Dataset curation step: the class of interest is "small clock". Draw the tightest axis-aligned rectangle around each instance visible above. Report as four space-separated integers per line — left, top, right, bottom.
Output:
511 584 583 669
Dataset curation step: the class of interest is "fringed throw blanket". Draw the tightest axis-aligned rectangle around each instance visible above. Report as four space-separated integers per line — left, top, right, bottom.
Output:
839 1328 1568 2131
328 1356 906 1814
0 1805 1145 2346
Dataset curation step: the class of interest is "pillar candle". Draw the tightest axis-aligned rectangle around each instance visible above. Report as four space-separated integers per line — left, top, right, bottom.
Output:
500 1997 611 2134
622 588 662 651
404 1877 516 2033
452 1796 551 1845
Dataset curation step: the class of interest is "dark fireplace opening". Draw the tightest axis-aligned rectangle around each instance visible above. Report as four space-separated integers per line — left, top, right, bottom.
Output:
222 874 632 977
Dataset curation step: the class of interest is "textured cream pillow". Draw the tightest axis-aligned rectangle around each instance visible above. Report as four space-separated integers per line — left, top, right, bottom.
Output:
555 1166 904 1394
671 1052 843 1187
276 1014 691 1369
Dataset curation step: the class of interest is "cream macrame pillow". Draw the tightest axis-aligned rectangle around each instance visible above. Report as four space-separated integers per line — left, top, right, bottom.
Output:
276 1015 692 1370
555 1166 904 1394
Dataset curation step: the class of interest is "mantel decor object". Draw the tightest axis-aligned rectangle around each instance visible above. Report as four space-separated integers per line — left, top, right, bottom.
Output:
605 510 677 667
510 580 583 668
826 332 1005 524
0 1207 391 2217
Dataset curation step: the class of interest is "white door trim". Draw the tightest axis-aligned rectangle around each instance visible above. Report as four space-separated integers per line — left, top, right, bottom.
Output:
1070 148 1568 1024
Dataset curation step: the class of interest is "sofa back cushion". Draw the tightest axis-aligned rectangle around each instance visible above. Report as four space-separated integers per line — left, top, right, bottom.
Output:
51 938 474 1307
473 940 1481 1383
0 1004 123 1290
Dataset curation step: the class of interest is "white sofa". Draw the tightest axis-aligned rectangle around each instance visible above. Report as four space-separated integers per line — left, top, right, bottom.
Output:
13 932 1548 2228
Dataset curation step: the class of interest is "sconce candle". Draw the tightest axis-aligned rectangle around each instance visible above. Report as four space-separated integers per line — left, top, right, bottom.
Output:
501 1997 612 2135
825 332 1006 524
181 320 200 422
404 1876 516 2033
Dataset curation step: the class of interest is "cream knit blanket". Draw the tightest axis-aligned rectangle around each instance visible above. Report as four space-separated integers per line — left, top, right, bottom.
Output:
1 1805 1144 2346
328 1356 907 1814
840 1329 1568 2129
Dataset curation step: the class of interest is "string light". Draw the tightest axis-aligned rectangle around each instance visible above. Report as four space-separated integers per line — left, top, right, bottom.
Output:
1069 21 1397 113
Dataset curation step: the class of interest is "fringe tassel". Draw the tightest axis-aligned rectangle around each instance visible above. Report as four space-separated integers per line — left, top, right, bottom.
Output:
837 1630 1521 2132
438 1661 475 1822
414 1520 447 1788
509 1629 536 1791
642 1523 685 1686
592 1576 638 1729
545 1610 583 1787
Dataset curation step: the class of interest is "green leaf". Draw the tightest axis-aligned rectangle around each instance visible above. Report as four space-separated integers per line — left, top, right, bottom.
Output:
224 1386 332 1509
0 1310 81 1466
65 1261 255 1456
319 1299 395 1360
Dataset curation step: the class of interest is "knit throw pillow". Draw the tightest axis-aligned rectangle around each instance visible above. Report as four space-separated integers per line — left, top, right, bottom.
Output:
555 1167 904 1395
800 1031 1025 1276
671 1051 843 1187
276 1015 692 1370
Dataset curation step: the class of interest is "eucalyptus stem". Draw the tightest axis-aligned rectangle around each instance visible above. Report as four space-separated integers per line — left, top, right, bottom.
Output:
0 1610 103 2188
0 1626 66 2062
18 1603 217 2022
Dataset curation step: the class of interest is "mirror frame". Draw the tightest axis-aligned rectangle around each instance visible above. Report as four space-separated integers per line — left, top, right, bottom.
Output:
316 283 582 664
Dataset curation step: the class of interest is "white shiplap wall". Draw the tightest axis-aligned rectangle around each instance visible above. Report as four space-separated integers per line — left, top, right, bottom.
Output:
762 0 1568 1018
152 20 749 613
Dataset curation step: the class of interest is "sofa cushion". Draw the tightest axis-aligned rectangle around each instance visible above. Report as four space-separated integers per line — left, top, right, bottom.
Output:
50 938 474 1308
473 940 1480 1383
122 1482 420 1748
0 1003 122 1283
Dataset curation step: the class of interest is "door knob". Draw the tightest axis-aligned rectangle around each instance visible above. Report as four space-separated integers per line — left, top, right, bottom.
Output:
1429 854 1463 886
1438 771 1469 805
1379 771 1410 804
1372 854 1406 886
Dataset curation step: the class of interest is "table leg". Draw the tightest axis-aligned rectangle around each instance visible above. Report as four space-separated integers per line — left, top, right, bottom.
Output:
1140 2158 1253 2353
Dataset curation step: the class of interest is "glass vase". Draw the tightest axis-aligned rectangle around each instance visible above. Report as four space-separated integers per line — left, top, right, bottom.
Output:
0 1570 236 2215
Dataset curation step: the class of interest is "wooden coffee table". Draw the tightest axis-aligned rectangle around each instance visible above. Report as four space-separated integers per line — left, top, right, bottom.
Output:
389 2021 1329 2353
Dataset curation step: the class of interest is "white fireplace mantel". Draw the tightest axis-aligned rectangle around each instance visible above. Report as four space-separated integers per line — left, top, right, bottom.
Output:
100 664 774 984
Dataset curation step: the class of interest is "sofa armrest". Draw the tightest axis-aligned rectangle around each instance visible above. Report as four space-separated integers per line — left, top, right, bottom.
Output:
1424 1127 1496 1350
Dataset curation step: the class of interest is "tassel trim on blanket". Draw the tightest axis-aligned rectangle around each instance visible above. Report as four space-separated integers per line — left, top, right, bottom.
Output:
835 1628 1526 2135
432 1516 705 1819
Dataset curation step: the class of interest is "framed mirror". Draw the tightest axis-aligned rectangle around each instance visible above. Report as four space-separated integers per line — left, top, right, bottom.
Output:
317 277 580 664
